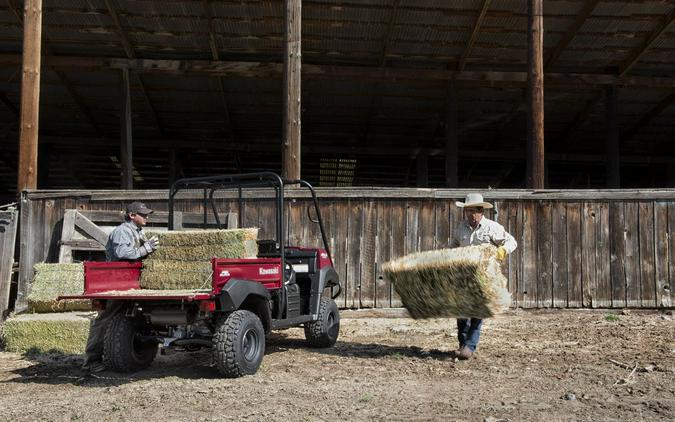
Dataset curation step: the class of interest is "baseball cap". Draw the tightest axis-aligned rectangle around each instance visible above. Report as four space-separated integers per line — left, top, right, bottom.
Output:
126 202 153 215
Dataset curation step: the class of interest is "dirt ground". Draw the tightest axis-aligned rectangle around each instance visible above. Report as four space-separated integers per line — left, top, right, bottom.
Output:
0 309 673 421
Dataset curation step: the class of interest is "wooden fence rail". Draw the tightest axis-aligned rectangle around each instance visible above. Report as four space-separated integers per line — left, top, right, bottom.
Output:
14 189 675 312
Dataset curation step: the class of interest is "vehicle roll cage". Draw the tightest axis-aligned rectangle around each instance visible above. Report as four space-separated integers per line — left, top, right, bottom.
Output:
168 172 333 269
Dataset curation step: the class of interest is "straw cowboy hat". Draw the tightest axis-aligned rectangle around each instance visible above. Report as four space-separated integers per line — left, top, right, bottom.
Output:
455 193 493 209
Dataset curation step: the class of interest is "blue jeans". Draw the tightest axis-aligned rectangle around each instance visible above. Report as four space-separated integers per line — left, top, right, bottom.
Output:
457 318 483 352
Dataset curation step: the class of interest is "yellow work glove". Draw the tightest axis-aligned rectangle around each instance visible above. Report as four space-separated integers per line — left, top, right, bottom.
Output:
496 246 507 261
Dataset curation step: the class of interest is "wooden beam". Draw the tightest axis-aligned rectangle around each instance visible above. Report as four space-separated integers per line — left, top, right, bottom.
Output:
445 82 458 187
526 0 545 189
7 53 675 88
120 68 133 189
282 0 301 180
103 0 136 59
622 90 675 146
457 0 491 71
618 8 675 77
17 0 43 191
605 85 620 188
544 0 600 70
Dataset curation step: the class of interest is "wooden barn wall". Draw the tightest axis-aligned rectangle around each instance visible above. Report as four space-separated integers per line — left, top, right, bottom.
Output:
16 190 675 311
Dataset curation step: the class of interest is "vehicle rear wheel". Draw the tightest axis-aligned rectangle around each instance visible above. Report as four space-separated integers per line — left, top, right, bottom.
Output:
103 312 157 372
213 310 265 378
304 297 340 347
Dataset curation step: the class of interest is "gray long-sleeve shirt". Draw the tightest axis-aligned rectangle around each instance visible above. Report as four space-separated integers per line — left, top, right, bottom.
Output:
451 216 518 254
105 221 151 261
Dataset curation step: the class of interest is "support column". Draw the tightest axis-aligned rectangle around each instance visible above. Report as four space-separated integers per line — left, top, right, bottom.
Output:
120 68 133 189
17 0 43 192
605 85 620 188
526 0 545 189
445 82 458 187
282 0 301 180
416 153 428 188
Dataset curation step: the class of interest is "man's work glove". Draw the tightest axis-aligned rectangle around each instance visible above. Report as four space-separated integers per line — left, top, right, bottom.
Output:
496 246 507 261
143 236 160 255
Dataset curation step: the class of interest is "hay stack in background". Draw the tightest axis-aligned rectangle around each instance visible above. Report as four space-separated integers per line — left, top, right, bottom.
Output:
382 244 510 319
0 312 94 354
26 263 90 313
140 228 259 290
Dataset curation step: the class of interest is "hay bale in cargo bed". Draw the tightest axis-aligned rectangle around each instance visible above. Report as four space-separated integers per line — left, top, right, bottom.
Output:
145 228 258 247
0 312 94 354
140 261 213 290
27 263 90 313
140 228 260 290
382 245 510 319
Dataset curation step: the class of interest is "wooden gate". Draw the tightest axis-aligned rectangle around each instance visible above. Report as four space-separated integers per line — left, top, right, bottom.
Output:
0 208 19 318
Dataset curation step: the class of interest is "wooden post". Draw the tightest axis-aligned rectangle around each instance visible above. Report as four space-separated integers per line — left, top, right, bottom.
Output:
17 0 43 192
526 0 545 189
120 68 133 189
445 82 459 187
416 153 428 188
605 85 620 188
282 0 301 180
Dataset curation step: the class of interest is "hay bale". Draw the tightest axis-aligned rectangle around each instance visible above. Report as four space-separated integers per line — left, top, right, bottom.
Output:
0 312 95 354
140 228 259 290
27 263 90 313
382 244 510 319
149 240 258 261
146 228 258 247
140 261 213 290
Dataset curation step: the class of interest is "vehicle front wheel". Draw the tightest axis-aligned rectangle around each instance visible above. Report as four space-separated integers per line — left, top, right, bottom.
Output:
304 297 340 348
212 310 265 378
103 313 157 372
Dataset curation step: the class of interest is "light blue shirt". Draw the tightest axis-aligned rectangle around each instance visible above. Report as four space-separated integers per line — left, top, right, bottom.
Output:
451 216 518 254
105 221 150 261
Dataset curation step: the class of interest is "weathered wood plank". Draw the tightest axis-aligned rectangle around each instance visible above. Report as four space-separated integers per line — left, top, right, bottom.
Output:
375 202 392 308
433 199 450 249
58 210 77 263
581 202 597 307
567 202 583 307
346 200 363 308
389 201 406 307
331 201 349 308
360 200 377 308
494 200 511 290
511 201 524 307
419 200 435 252
537 201 553 307
667 202 675 308
405 201 420 255
551 201 567 307
595 202 612 308
638 201 656 307
521 201 538 308
609 202 626 307
654 201 669 308
0 210 19 318
74 211 109 246
624 202 641 307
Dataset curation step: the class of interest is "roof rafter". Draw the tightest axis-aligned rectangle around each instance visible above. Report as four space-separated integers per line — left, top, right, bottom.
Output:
457 0 491 71
622 91 675 146
618 7 675 77
544 0 600 70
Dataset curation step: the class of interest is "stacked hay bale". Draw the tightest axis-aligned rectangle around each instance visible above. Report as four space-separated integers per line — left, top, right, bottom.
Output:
1 312 94 354
27 263 90 312
141 228 259 290
382 244 510 319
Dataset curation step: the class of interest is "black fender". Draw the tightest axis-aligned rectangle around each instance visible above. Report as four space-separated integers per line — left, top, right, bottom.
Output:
217 279 272 331
309 267 340 315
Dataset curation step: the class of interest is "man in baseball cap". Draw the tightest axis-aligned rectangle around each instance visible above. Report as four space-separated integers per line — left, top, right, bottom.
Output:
83 201 159 373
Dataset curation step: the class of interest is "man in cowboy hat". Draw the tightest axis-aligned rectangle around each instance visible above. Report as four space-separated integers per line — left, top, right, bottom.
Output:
82 201 160 373
451 193 517 360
